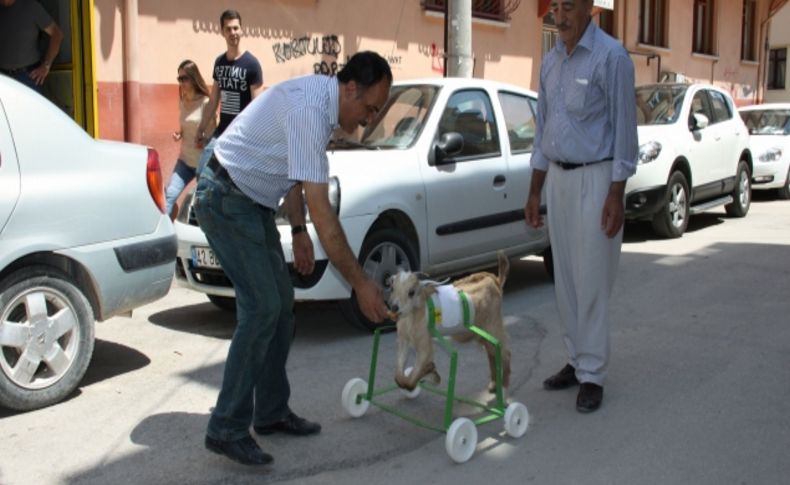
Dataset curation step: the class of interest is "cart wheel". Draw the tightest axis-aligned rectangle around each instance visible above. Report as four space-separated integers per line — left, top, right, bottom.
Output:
341 378 370 418
504 402 529 438
400 367 420 399
445 417 477 463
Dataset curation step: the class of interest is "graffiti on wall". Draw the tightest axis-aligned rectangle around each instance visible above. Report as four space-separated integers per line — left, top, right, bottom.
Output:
418 43 445 74
272 35 342 64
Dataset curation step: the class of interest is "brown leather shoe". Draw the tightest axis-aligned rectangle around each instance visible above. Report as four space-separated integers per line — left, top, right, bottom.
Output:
576 383 603 413
543 364 579 390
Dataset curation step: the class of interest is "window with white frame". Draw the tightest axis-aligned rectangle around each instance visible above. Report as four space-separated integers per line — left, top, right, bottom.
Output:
639 0 667 47
693 0 717 55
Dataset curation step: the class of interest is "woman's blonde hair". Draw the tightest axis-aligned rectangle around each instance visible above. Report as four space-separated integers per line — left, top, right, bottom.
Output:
178 59 210 98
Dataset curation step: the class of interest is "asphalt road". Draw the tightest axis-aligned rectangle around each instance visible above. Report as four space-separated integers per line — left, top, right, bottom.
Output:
1 193 788 485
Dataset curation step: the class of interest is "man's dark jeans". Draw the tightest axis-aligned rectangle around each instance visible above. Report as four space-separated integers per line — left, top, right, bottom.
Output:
194 161 294 442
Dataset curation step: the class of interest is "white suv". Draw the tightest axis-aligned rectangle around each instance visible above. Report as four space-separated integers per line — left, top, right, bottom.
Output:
626 83 752 238
175 78 551 330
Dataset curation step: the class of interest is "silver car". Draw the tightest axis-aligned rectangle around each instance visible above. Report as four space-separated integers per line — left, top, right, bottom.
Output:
0 75 177 411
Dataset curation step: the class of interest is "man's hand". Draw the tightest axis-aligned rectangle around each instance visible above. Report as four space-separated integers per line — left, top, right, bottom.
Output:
291 232 315 275
29 64 50 86
354 278 388 323
524 193 544 229
601 181 626 238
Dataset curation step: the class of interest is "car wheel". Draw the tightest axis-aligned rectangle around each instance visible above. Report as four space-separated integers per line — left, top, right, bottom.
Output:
207 294 236 312
725 161 751 217
0 266 95 411
651 171 690 238
340 228 418 332
777 166 790 200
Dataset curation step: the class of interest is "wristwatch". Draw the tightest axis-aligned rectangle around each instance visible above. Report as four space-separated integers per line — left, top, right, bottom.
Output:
291 224 307 236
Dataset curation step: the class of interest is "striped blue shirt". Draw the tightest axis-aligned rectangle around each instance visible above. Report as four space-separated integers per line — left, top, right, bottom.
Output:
532 21 638 182
214 74 340 209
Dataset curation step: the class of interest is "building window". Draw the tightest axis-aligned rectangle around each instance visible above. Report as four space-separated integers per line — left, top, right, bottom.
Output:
768 48 787 90
422 0 507 22
693 0 716 55
741 0 757 61
639 0 667 47
598 8 616 38
542 11 559 56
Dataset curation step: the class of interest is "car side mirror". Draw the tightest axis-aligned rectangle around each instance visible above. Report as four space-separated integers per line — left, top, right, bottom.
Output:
689 113 709 131
430 132 464 166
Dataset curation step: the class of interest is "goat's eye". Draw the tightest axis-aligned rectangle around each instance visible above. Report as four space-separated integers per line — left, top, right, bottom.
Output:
408 289 415 297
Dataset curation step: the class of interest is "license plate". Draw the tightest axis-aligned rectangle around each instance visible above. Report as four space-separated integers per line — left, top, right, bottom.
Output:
191 246 222 269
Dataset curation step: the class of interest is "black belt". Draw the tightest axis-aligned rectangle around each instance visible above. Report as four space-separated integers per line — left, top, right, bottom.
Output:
0 63 38 75
205 156 274 213
554 159 611 170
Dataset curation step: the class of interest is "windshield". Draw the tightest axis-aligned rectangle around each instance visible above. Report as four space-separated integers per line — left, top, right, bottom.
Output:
739 109 790 135
635 85 687 125
346 84 439 149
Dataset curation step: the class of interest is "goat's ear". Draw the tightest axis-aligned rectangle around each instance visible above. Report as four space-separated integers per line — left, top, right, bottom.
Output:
419 284 438 298
416 272 430 280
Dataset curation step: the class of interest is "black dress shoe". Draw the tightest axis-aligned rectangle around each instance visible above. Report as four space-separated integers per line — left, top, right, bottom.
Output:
254 412 321 436
576 383 603 413
543 364 579 390
205 435 274 466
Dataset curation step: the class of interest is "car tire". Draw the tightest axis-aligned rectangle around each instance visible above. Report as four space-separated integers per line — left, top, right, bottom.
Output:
777 166 790 200
207 294 236 312
0 266 95 411
340 228 419 332
652 171 690 239
725 161 751 217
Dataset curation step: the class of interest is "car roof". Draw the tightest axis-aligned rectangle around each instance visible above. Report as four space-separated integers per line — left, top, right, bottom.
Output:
739 103 790 112
393 77 537 98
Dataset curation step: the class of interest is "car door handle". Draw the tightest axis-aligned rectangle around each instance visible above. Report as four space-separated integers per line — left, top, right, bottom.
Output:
493 174 506 186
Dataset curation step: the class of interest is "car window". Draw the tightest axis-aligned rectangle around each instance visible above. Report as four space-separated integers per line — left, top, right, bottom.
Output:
358 85 439 148
635 85 686 125
437 89 501 159
739 109 790 135
498 91 536 153
707 90 732 124
689 90 713 129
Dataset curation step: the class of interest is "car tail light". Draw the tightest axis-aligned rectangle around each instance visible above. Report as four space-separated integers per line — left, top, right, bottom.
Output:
146 148 166 213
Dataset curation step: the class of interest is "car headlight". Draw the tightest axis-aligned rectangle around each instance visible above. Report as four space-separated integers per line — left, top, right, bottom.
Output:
758 147 782 162
275 176 341 226
638 141 662 165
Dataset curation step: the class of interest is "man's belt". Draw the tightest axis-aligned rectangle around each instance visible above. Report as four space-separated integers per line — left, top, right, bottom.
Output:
554 159 612 170
205 156 275 213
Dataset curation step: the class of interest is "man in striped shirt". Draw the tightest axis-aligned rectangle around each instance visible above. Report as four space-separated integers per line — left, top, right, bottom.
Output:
195 51 392 466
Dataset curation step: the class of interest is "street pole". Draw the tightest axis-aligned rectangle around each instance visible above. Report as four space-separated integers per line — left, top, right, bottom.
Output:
446 0 473 77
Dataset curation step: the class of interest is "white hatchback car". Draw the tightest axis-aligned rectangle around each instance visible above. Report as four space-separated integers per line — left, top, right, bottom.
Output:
626 83 752 238
738 103 790 199
175 78 551 330
0 75 176 410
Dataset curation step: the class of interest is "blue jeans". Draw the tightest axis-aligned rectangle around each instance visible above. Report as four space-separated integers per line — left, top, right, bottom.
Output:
196 137 217 178
4 69 41 92
164 159 196 216
194 160 294 442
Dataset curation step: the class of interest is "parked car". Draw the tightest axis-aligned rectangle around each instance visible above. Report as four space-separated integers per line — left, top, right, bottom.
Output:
175 78 551 330
738 103 790 199
0 75 177 411
626 83 752 238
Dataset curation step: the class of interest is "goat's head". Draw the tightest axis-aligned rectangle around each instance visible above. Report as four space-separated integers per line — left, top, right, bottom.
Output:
387 271 445 318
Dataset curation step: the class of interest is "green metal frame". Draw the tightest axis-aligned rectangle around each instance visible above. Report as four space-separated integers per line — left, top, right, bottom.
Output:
361 291 507 433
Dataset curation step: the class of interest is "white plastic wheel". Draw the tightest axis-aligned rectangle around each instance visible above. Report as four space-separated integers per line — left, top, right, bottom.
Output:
445 417 478 463
341 378 370 418
399 367 421 399
503 402 529 438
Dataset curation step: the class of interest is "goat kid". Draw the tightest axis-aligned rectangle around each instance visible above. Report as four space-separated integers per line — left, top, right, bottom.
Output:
387 251 511 393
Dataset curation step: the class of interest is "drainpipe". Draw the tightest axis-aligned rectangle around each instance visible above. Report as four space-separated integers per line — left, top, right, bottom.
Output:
123 0 141 143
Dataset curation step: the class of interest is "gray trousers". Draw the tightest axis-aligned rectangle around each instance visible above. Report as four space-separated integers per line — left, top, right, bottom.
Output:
546 161 622 386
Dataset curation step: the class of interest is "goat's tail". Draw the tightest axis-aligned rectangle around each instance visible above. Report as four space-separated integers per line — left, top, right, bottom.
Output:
496 250 510 291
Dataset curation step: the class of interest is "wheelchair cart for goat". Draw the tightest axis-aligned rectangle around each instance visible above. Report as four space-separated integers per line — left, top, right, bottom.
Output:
341 296 529 464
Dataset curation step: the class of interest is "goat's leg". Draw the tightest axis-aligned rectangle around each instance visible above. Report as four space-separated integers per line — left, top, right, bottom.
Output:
397 350 439 391
394 336 410 386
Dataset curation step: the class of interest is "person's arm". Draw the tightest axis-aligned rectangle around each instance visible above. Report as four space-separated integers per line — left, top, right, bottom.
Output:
303 181 387 323
29 22 63 86
284 183 314 275
196 83 221 148
524 64 550 229
251 82 264 99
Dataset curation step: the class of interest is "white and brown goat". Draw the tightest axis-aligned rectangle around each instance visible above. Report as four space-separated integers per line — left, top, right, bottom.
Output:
387 251 511 393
